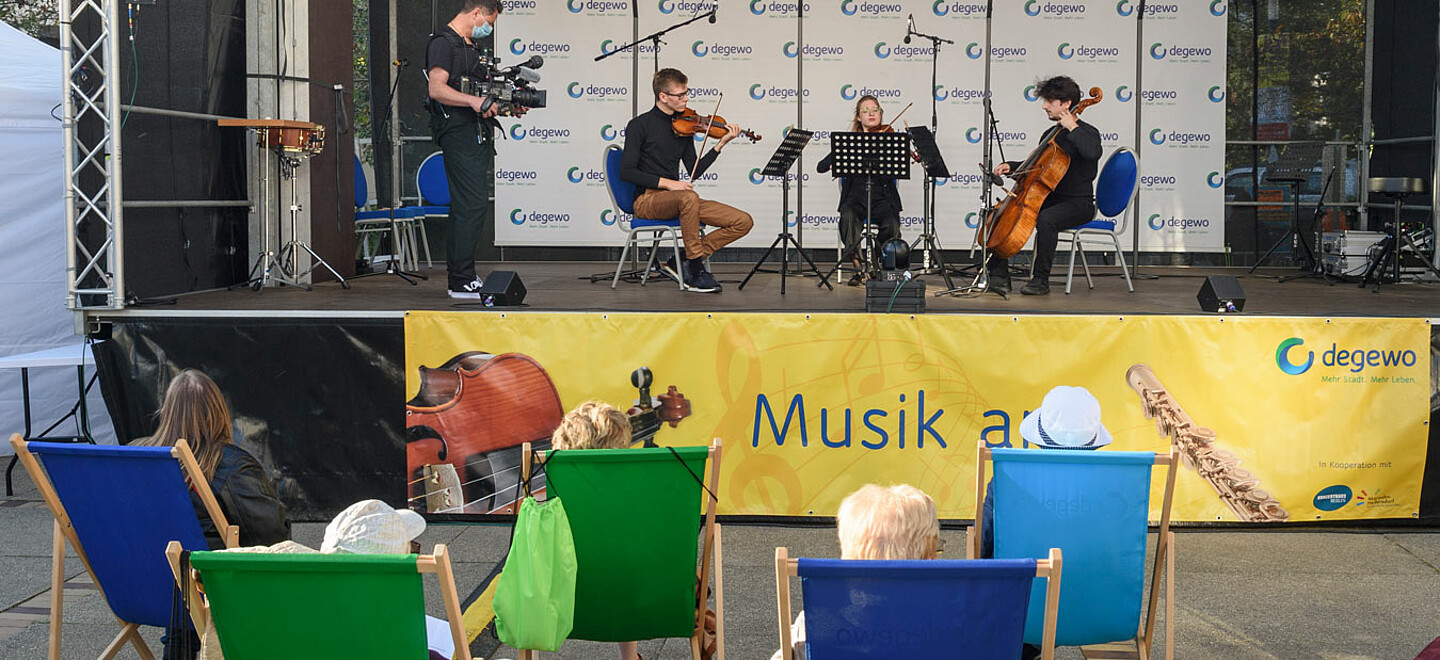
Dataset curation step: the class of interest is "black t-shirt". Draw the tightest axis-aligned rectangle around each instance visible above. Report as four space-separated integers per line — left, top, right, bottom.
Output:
425 26 485 112
1005 120 1103 199
620 105 720 191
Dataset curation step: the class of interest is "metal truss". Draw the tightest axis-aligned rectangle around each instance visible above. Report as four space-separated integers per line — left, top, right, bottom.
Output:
60 0 124 310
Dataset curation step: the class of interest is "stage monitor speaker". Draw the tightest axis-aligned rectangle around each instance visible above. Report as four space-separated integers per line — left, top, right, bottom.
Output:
479 271 526 306
1197 276 1245 313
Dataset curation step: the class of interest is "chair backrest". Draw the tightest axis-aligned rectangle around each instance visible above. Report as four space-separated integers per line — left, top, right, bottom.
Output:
417 151 450 206
603 145 639 216
1094 147 1139 233
796 557 1043 659
354 155 368 209
20 441 218 628
188 551 432 660
541 444 714 642
989 448 1161 647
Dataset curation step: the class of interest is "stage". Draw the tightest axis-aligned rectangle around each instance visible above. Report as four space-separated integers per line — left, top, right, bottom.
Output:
95 261 1440 318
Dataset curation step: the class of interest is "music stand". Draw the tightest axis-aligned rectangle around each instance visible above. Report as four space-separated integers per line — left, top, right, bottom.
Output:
1250 142 1321 273
740 128 831 294
906 126 955 290
817 131 912 288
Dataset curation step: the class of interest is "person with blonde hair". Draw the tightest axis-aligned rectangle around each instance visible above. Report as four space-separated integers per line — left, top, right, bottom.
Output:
551 400 632 450
773 484 941 660
135 369 289 660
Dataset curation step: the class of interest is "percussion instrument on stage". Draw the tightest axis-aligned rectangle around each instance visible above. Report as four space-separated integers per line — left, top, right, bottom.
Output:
218 118 326 156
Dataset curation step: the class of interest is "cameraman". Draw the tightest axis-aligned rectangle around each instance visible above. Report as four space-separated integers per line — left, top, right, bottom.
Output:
425 0 504 299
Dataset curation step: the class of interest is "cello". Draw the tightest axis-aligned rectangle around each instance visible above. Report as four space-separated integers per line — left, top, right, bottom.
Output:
984 87 1103 258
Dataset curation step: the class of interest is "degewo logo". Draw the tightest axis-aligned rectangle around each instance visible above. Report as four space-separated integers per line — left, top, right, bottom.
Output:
567 167 584 184
748 168 766 185
1116 85 1133 102
600 124 625 142
1207 171 1224 188
692 40 752 59
1058 42 1121 61
660 0 714 14
1024 0 1040 15
783 41 845 59
1313 485 1352 511
840 84 903 101
1210 0 1226 16
1147 213 1164 231
933 1 986 16
502 0 539 13
1023 85 1039 102
1149 128 1166 145
599 209 631 226
567 82 628 101
510 208 527 225
751 0 809 15
837 0 908 17
875 42 890 59
510 39 571 58
509 123 527 141
966 42 983 59
1209 86 1226 102
508 123 571 143
1276 337 1315 375
1026 0 1084 17
1151 42 1214 61
964 211 980 228
571 0 629 13
1149 127 1212 147
1115 0 1133 15
966 127 982 144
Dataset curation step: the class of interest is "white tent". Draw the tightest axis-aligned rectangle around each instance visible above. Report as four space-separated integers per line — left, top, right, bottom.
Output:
0 20 115 460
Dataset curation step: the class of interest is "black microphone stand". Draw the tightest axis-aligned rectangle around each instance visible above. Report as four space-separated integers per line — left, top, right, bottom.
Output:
903 17 958 289
595 8 716 74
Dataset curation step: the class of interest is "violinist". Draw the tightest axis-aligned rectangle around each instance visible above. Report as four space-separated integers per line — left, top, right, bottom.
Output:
817 95 904 286
986 75 1102 296
620 68 754 294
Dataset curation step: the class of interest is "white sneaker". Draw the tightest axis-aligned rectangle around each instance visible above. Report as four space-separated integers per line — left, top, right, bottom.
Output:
448 278 483 299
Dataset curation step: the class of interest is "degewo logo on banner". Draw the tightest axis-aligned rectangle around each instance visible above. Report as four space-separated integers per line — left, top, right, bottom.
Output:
567 166 606 186
568 0 630 15
840 84 903 101
750 0 808 16
508 122 572 144
510 38 572 60
874 41 936 62
1207 171 1224 188
599 124 626 142
1209 86 1227 102
1146 212 1211 234
968 43 1028 61
1139 87 1180 106
1056 41 1122 62
692 39 754 61
966 127 1027 144
935 86 988 104
750 83 807 103
748 167 808 186
509 208 573 228
600 39 659 56
1149 126 1213 149
932 1 987 17
496 167 540 187
599 209 633 227
1275 336 1420 383
1115 85 1133 102
1023 85 1039 102
1150 41 1215 63
839 0 906 19
567 81 629 103
501 0 538 15
659 0 715 14
935 172 984 188
783 41 846 60
1024 0 1087 18
1139 172 1177 192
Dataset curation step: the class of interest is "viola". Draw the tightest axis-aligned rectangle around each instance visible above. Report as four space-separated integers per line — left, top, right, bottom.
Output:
984 87 1103 258
671 108 762 142
405 352 691 514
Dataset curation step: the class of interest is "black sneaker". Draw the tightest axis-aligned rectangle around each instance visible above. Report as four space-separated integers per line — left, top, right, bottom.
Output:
448 277 484 299
656 257 682 284
989 269 1011 295
686 268 722 293
1020 278 1050 296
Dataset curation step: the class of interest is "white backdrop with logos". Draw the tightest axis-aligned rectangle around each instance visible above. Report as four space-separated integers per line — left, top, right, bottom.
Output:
494 0 1226 253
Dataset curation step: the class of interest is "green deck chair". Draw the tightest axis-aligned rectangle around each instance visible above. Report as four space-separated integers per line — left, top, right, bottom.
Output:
516 439 724 660
165 543 471 660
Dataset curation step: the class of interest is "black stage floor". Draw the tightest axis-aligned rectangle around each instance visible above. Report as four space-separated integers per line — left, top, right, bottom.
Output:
113 261 1440 318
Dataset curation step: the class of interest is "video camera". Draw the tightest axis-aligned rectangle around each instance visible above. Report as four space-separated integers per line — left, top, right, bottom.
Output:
459 54 548 117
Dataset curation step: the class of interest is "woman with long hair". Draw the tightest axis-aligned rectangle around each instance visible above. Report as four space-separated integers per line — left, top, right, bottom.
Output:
817 94 905 285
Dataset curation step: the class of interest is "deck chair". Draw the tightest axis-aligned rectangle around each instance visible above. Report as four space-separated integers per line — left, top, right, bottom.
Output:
516 439 724 660
165 542 470 660
969 442 1177 660
8 434 238 660
774 548 1063 660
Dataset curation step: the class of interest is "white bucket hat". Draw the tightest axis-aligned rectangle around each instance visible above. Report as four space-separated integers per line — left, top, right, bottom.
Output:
321 499 427 554
1018 386 1113 449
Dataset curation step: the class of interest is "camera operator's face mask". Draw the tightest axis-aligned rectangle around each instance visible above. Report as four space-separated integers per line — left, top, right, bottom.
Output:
471 11 493 40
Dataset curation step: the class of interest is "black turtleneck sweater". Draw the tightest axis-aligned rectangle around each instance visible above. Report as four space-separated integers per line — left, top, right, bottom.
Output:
1005 119 1103 199
621 105 721 192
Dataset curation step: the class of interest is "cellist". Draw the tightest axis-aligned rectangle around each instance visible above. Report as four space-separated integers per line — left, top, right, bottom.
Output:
987 76 1103 296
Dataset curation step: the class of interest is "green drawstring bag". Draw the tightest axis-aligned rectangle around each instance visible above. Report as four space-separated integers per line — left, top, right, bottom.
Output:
494 495 577 652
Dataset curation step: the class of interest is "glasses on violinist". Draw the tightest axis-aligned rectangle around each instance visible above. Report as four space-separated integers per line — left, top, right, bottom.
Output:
661 88 690 99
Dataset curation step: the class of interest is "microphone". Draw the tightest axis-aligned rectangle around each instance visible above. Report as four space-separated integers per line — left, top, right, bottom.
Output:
904 13 913 44
393 57 409 67
710 0 718 23
520 55 543 70
980 163 1005 187
513 66 541 84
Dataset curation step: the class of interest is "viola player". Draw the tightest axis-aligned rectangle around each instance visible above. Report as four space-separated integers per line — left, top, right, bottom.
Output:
987 75 1102 296
620 68 754 294
816 95 905 286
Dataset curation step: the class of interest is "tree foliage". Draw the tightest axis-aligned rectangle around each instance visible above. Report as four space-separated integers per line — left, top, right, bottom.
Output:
0 0 58 41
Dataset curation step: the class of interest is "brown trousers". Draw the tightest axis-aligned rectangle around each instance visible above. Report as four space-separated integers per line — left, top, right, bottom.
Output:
633 189 754 260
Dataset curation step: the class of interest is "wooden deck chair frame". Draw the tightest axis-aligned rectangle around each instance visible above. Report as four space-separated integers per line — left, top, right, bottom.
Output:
773 547 1063 660
164 541 472 660
516 438 725 660
9 434 239 660
967 441 1177 660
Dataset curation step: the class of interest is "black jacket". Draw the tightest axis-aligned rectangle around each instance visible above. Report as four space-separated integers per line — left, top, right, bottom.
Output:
197 444 291 549
817 150 903 214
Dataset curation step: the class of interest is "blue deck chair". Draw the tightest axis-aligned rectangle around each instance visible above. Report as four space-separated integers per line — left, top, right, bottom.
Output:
1054 147 1139 294
970 442 1177 660
8 434 237 660
602 144 688 290
774 548 1062 660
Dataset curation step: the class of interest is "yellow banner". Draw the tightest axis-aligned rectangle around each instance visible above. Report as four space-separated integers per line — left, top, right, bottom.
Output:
405 312 1428 522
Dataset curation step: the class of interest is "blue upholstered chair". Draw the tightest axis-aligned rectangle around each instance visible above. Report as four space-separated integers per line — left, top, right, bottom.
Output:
8 434 237 660
412 151 451 268
971 443 1177 660
1057 147 1139 294
774 548 1063 660
602 145 687 290
353 155 422 272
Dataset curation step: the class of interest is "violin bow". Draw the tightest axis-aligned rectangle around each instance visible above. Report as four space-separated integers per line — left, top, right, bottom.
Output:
697 92 723 160
886 102 914 129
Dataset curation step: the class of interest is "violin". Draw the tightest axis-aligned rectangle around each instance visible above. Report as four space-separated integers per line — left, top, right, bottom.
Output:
671 108 762 142
985 86 1103 258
